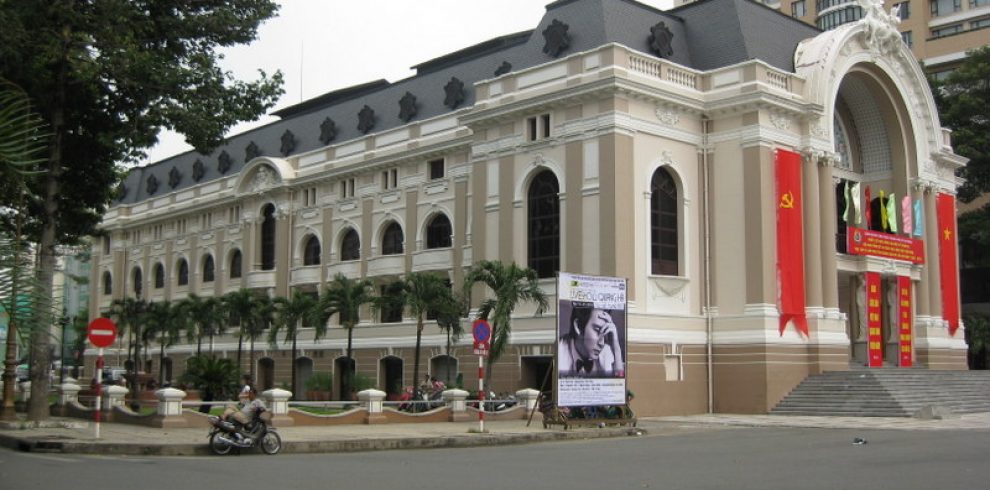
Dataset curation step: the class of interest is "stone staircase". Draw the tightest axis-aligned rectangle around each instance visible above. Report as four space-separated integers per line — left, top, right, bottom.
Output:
770 369 990 417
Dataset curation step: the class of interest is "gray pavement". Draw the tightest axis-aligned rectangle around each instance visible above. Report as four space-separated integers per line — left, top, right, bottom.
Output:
2 411 988 456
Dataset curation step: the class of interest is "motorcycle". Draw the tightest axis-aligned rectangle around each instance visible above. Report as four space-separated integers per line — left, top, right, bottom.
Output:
207 407 282 455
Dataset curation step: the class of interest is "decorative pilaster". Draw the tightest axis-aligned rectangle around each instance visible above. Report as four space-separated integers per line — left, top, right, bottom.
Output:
801 150 824 309
816 152 839 310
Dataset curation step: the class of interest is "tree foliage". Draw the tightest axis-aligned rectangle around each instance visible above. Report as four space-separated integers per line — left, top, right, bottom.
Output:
0 0 283 420
930 45 990 203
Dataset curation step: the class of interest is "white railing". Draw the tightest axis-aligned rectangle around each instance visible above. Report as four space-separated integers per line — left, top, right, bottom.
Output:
766 70 790 91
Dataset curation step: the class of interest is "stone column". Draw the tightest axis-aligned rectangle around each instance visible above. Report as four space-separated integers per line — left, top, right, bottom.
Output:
262 388 294 426
802 151 823 310
443 388 470 422
155 387 188 428
358 389 386 424
923 186 942 320
817 157 839 311
54 382 81 417
515 388 540 411
912 182 930 318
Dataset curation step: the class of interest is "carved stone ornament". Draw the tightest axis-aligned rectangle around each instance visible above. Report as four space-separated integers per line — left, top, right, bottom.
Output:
280 130 296 156
358 105 376 134
655 107 679 126
217 151 233 174
319 117 337 145
398 92 418 122
443 77 465 109
770 113 792 131
168 167 182 189
192 159 205 182
250 165 278 193
856 0 902 57
146 174 159 195
494 61 512 77
245 141 261 161
648 21 674 58
542 19 570 58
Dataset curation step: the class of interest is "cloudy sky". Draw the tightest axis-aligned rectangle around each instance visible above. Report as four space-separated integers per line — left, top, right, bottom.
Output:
143 0 675 165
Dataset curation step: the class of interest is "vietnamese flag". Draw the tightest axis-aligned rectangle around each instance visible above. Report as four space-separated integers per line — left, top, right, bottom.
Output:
937 193 960 336
775 149 808 336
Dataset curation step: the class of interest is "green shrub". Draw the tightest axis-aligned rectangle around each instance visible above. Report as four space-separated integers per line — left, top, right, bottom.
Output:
305 372 333 391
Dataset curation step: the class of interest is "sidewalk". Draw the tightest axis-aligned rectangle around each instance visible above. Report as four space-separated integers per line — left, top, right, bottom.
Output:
2 412 988 456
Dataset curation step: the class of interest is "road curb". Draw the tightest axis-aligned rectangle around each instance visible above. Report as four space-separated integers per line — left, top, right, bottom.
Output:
0 426 645 456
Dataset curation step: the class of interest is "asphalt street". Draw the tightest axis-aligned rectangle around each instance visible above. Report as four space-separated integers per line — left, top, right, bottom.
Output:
3 426 989 490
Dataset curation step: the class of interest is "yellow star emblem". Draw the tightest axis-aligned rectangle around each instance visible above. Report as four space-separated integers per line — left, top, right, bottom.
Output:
943 228 952 241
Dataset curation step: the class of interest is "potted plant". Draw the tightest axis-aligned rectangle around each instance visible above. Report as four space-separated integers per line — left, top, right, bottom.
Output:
304 372 333 401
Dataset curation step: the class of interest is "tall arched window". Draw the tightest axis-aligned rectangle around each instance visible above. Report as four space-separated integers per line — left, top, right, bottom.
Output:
650 167 679 275
426 214 452 249
528 170 560 278
261 204 276 270
203 255 215 283
103 271 112 295
230 250 242 279
154 263 165 288
341 228 360 261
381 222 404 255
132 267 142 297
304 235 321 265
177 258 189 286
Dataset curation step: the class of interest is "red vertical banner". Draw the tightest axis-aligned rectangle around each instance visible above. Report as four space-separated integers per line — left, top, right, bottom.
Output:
775 149 808 336
866 272 883 367
936 193 960 336
897 276 913 367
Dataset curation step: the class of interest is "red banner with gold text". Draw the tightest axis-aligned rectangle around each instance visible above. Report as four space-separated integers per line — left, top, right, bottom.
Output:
936 193 960 336
897 276 913 367
775 149 807 336
866 272 883 367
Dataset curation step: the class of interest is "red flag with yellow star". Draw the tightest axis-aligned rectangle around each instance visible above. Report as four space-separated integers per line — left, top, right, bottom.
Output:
937 193 960 336
775 149 808 336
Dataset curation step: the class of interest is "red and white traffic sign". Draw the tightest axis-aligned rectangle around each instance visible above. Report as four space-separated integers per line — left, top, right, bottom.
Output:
87 317 118 348
472 319 490 357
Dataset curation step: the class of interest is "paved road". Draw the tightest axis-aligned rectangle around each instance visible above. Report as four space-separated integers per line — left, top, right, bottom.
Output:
4 426 989 490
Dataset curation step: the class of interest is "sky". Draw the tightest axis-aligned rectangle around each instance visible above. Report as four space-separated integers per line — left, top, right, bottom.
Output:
142 0 676 165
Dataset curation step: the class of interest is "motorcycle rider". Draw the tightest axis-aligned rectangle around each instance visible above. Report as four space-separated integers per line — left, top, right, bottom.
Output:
221 385 265 440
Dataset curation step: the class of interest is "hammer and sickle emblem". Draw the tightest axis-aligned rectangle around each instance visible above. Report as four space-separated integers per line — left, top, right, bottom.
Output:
779 191 795 209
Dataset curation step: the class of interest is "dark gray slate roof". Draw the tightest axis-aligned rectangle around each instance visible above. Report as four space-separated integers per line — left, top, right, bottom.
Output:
116 0 820 206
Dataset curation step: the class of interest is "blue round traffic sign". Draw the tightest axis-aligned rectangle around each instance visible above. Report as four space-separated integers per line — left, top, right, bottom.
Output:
472 319 491 342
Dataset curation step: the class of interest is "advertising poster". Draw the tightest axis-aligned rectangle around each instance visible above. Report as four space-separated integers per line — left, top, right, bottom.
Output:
557 272 627 407
866 272 883 368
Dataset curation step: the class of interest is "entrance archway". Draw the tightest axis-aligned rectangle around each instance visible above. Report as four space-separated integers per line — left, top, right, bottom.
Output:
258 357 275 391
295 357 314 400
334 357 355 400
430 355 458 387
379 356 403 398
521 356 553 392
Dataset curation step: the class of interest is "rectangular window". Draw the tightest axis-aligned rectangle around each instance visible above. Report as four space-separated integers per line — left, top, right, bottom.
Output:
303 187 318 207
341 178 356 198
971 17 990 28
932 23 963 37
901 30 913 47
429 158 445 180
103 236 111 255
791 0 806 17
526 113 552 142
381 169 398 190
954 0 962 11
896 1 910 19
974 0 990 7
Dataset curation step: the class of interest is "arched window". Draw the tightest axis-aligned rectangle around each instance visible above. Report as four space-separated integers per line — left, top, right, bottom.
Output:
527 170 559 278
381 222 404 255
103 271 112 295
650 167 678 275
341 228 360 261
132 267 142 297
261 204 276 270
230 250 242 279
203 255 215 283
177 258 189 286
154 263 165 288
426 214 452 249
304 235 321 266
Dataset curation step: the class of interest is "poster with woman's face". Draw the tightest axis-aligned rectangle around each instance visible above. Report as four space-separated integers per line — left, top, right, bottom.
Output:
556 272 627 407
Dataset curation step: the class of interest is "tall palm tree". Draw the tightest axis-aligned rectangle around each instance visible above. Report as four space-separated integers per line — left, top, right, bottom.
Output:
316 273 373 399
378 272 458 398
145 301 181 384
271 290 321 397
222 288 258 376
246 294 275 381
463 260 549 391
109 297 148 398
434 291 466 386
200 297 227 357
177 294 205 356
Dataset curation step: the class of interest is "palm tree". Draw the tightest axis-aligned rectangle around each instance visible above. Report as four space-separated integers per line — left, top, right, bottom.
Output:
179 355 239 413
463 260 549 391
377 272 459 399
271 290 321 397
316 273 373 399
434 291 466 386
144 301 181 384
200 297 227 357
177 294 205 356
109 297 148 399
222 288 259 375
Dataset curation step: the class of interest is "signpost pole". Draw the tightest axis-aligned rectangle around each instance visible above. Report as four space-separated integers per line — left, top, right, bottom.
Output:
478 355 484 433
95 348 103 439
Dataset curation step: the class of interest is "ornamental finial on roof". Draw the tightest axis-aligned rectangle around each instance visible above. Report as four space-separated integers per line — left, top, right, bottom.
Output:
856 0 902 56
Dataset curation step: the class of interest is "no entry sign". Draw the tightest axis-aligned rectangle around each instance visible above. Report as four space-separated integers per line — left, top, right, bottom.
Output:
87 317 117 348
